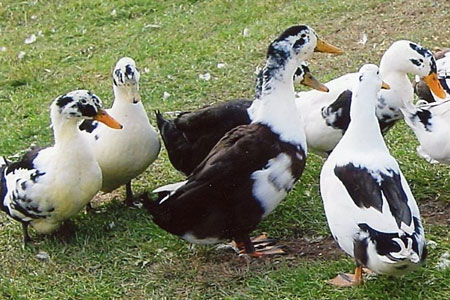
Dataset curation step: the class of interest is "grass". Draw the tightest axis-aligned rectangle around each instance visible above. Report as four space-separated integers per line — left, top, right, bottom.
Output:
0 0 449 299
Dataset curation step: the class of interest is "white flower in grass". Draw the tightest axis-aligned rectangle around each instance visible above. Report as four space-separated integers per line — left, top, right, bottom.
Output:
163 91 171 100
18 51 26 59
24 34 37 44
0 46 6 52
243 28 250 37
358 33 368 45
110 9 117 16
199 72 211 81
217 63 227 69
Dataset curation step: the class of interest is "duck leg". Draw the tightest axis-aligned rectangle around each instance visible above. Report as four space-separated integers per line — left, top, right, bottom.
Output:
328 265 363 287
124 181 135 207
236 233 286 257
22 222 32 246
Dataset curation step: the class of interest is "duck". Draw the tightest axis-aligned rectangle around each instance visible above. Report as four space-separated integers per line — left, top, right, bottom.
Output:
79 57 160 206
297 40 446 157
401 97 450 164
320 64 427 287
143 25 335 257
0 90 122 245
414 48 450 102
156 45 342 176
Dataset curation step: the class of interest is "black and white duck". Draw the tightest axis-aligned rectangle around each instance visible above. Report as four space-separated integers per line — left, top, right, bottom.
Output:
414 48 450 102
401 96 450 164
297 40 446 157
79 57 160 206
143 25 333 256
320 64 427 286
0 90 122 245
156 34 342 176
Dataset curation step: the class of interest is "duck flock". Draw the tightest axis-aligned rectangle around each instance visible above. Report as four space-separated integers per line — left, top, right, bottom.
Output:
1 24 449 287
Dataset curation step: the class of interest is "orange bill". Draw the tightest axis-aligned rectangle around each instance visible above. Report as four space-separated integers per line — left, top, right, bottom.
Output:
381 81 391 90
302 73 329 92
315 39 344 55
423 73 446 99
94 110 123 129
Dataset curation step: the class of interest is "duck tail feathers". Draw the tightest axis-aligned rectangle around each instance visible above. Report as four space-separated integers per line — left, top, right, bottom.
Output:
0 156 8 167
152 180 187 194
155 110 173 133
140 192 161 217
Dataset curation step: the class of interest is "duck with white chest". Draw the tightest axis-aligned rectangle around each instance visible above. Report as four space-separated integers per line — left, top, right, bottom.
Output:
143 25 330 257
320 64 427 286
79 57 161 206
156 59 337 176
298 40 446 157
0 90 122 245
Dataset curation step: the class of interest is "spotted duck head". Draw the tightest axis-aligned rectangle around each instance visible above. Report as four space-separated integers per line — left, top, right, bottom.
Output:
53 90 122 129
112 57 141 104
382 40 445 99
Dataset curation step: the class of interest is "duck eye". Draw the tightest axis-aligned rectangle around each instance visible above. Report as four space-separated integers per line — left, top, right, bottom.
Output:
419 58 424 63
301 33 306 38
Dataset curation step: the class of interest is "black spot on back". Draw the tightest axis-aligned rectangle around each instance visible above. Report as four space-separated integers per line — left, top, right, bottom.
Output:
335 163 412 227
322 89 352 132
415 109 432 131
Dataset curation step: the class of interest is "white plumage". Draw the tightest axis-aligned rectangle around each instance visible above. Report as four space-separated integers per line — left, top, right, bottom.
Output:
0 90 122 244
402 98 450 164
80 57 160 205
297 40 445 157
320 64 426 286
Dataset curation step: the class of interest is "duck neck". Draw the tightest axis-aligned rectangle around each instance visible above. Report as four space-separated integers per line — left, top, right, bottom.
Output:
112 85 140 108
345 87 387 151
51 108 87 151
380 55 414 103
251 55 305 146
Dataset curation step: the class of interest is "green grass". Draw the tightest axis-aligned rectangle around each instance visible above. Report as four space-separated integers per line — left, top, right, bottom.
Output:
0 0 449 299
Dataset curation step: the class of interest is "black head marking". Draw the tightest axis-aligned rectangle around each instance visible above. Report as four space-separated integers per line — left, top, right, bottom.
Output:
263 25 311 86
125 64 134 77
114 69 123 84
409 42 436 74
409 42 430 58
410 58 422 67
76 102 98 117
56 96 74 108
273 25 309 43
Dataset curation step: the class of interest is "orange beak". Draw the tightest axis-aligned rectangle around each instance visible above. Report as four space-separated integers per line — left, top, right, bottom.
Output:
302 73 329 92
381 81 391 90
315 39 344 55
423 73 446 99
94 110 123 129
